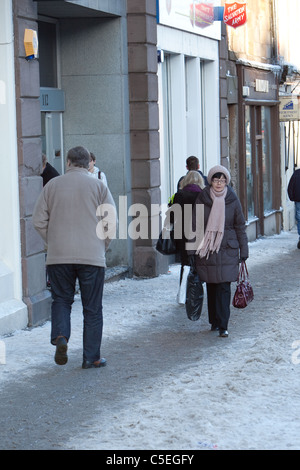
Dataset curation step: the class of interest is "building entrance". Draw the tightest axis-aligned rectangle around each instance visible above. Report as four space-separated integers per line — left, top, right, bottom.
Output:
40 87 65 175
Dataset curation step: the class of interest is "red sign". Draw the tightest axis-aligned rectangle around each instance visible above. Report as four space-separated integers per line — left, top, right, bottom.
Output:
195 3 214 28
190 2 214 29
223 2 247 28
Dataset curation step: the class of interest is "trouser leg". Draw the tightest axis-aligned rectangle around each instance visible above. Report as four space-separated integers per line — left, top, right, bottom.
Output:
77 265 105 363
47 264 76 345
206 283 218 328
215 282 231 330
295 202 300 237
206 282 231 330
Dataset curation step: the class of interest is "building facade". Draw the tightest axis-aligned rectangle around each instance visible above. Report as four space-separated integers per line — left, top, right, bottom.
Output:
275 0 300 233
129 0 223 277
156 0 222 204
3 0 300 336
220 0 282 241
1 0 131 335
1 0 170 334
0 0 28 335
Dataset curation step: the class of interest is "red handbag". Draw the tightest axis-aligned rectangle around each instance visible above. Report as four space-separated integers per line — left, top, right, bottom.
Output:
232 261 254 309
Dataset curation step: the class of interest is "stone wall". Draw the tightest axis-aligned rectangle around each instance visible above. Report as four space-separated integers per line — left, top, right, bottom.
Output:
127 0 169 277
13 0 51 326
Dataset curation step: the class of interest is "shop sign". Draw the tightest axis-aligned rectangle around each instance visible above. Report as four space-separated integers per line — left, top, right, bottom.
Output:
279 96 300 121
157 0 221 40
192 3 214 28
223 2 247 28
255 79 269 93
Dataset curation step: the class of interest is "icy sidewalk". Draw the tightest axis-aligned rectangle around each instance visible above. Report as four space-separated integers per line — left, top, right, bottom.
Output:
0 230 300 450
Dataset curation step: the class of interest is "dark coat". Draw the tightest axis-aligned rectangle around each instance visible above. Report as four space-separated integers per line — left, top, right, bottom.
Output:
288 169 300 202
41 162 60 186
177 170 208 191
194 185 249 284
173 184 202 266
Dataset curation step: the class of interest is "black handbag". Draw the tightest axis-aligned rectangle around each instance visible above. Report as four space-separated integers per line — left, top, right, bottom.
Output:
156 224 177 255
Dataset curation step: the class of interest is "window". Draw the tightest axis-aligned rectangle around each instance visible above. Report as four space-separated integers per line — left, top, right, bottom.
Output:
245 106 255 218
244 104 275 231
38 21 58 88
261 106 272 212
161 54 173 203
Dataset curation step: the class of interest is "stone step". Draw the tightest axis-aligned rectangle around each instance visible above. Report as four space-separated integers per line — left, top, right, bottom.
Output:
0 298 28 336
0 263 14 303
105 265 130 283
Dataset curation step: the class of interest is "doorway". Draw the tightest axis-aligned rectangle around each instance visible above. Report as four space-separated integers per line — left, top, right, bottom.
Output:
40 86 65 175
41 111 64 175
245 104 275 236
39 19 64 175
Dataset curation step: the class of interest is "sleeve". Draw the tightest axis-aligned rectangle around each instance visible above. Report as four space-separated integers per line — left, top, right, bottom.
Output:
96 184 118 251
100 172 108 186
32 188 49 243
233 199 249 259
287 174 295 201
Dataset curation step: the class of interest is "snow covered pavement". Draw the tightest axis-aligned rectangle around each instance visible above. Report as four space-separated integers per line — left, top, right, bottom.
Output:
0 230 300 450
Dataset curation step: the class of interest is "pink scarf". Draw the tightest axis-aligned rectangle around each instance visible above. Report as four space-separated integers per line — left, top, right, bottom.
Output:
196 186 227 259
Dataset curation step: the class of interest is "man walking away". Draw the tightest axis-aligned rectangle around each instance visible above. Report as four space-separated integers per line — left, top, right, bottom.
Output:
177 155 208 191
33 146 117 369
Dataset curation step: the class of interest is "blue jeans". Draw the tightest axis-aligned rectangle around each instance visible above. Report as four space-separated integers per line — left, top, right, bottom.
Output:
295 202 300 237
47 264 105 363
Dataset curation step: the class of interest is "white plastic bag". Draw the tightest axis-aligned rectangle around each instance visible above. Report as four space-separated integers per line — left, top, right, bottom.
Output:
176 265 190 305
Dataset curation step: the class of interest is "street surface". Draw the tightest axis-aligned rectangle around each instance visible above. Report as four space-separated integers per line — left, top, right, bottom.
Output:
0 230 299 450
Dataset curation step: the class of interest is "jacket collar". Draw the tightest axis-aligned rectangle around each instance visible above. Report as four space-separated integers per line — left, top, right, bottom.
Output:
66 166 89 174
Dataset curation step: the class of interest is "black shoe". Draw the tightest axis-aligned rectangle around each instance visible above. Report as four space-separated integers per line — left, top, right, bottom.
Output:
297 240 300 249
54 337 68 365
211 325 219 331
82 358 107 369
219 329 228 337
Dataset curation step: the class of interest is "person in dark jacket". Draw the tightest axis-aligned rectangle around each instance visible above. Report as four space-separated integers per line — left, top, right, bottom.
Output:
287 168 300 249
177 155 208 191
172 171 205 304
193 165 248 337
174 170 205 268
41 154 60 186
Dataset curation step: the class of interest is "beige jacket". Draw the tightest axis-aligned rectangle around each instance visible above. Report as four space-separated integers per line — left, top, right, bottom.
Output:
32 166 117 267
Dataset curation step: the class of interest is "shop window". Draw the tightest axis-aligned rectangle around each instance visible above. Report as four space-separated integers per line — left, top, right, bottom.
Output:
245 106 255 218
261 107 272 213
160 53 173 204
244 104 275 228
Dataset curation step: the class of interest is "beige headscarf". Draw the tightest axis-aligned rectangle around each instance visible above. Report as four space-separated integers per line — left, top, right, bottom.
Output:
196 165 230 259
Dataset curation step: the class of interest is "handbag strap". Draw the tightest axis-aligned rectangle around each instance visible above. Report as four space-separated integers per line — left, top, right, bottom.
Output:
239 261 249 282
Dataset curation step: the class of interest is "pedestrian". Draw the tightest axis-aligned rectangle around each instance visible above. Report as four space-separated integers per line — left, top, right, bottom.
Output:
287 168 300 249
193 165 248 337
41 154 60 186
173 170 205 306
40 154 60 287
177 155 208 191
173 170 205 281
88 152 108 186
33 146 117 369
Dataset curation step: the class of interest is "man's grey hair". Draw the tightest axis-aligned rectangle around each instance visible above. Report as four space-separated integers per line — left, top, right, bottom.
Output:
67 146 90 169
